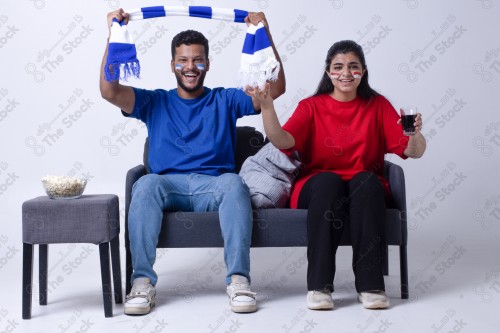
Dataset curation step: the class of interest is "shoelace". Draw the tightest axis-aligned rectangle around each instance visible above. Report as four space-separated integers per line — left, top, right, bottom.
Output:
229 283 256 298
126 284 153 300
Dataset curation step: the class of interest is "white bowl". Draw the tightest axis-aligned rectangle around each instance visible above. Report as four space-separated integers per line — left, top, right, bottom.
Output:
41 176 87 199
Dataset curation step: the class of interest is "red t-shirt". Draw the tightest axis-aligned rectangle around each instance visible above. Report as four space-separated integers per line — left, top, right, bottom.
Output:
282 94 410 209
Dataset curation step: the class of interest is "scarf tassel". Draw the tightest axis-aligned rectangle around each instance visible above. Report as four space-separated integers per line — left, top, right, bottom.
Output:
105 60 141 82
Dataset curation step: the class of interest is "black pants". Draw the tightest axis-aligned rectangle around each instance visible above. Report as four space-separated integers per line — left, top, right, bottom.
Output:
298 171 386 293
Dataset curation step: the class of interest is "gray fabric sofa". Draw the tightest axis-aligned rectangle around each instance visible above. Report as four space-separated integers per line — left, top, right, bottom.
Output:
124 126 409 298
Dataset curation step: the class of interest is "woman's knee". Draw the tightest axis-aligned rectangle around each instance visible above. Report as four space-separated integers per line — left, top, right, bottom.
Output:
299 172 347 211
350 171 383 191
349 171 385 205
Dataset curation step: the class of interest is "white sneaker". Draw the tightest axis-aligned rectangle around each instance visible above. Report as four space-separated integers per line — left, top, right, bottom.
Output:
357 291 390 309
307 290 334 310
226 275 257 313
124 277 156 315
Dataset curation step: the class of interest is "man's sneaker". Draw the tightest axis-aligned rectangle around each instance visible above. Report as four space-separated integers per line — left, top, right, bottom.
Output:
226 275 257 313
307 290 334 310
124 277 156 315
357 291 390 309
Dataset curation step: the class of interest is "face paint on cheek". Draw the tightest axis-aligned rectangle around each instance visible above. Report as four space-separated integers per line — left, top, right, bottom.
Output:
196 64 206 71
352 71 362 79
329 72 340 80
175 64 183 72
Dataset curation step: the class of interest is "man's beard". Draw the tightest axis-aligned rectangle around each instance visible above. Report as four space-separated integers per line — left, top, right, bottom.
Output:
174 70 206 93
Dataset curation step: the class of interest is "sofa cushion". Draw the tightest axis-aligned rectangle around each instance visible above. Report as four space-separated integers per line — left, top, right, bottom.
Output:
239 142 302 208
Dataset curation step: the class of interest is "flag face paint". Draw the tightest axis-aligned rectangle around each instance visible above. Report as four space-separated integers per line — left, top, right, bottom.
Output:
329 71 362 80
175 63 205 71
330 72 340 80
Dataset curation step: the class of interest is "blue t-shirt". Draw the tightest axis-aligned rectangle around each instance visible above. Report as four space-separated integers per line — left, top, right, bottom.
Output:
125 87 256 175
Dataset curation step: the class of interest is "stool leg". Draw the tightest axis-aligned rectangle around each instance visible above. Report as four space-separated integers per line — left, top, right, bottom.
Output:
39 244 48 305
99 243 113 317
22 243 34 319
110 237 123 304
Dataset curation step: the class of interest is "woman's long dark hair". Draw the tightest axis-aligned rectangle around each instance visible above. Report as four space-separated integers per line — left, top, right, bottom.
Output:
314 40 379 100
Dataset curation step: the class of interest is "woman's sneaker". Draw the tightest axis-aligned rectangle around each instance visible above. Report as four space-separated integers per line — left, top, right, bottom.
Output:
226 275 257 313
124 277 156 315
357 291 390 309
307 290 334 310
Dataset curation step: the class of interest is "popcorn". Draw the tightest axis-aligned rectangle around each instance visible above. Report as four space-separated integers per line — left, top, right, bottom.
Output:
41 175 87 199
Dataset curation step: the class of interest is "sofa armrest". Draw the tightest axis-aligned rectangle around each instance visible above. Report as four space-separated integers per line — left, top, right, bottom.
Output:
384 160 406 212
384 160 408 246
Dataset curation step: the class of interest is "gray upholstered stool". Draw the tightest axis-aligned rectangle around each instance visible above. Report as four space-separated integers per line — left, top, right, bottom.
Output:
22 194 122 319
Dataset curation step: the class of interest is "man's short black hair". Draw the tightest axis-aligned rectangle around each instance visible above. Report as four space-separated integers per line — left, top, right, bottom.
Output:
171 30 209 59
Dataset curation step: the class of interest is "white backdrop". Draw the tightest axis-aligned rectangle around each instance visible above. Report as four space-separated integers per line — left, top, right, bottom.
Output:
1 0 500 332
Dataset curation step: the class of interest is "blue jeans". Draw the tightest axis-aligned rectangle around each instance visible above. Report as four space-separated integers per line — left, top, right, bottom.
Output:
128 173 253 286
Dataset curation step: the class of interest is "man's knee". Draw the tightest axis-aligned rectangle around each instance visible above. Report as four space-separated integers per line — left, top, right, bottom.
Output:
132 174 163 197
217 173 249 195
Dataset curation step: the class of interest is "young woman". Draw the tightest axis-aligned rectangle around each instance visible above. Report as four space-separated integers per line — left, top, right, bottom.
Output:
248 40 426 310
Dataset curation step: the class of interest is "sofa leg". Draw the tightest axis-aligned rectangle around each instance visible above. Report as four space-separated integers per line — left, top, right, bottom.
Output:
400 245 409 299
383 245 389 276
125 245 133 295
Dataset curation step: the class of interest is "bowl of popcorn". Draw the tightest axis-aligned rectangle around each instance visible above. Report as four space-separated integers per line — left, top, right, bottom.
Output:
41 175 87 199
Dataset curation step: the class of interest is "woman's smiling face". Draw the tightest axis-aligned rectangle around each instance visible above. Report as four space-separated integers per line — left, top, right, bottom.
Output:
327 51 365 101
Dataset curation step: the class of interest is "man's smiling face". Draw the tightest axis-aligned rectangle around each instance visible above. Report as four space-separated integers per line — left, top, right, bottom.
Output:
171 44 209 98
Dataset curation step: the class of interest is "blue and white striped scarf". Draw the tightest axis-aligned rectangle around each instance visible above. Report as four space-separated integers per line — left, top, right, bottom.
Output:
105 6 280 89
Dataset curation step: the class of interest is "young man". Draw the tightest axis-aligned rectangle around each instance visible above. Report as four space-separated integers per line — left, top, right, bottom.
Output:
99 9 285 315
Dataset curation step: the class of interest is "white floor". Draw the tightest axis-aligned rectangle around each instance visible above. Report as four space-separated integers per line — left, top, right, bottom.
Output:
6 232 500 333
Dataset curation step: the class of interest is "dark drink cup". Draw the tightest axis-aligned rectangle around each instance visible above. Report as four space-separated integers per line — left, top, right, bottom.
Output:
402 115 417 135
400 107 417 136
